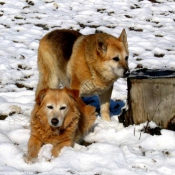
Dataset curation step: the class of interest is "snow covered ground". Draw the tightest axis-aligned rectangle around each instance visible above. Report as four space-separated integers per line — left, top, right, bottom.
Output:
0 0 175 174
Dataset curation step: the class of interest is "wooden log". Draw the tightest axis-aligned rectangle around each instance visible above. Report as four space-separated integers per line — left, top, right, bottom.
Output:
124 69 175 130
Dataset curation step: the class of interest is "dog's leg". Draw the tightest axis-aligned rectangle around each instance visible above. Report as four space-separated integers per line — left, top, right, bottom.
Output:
51 140 73 157
24 135 43 164
98 85 113 121
35 51 60 97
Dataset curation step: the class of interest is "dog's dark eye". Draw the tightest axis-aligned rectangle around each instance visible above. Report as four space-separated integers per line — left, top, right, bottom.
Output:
60 106 66 110
47 105 53 109
125 56 129 61
113 57 120 62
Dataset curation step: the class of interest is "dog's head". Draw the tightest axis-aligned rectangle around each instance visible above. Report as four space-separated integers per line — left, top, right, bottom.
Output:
35 88 80 128
96 29 130 78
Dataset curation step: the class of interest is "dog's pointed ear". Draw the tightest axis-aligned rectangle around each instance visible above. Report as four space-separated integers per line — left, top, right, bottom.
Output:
64 87 80 101
36 89 48 105
119 29 127 43
96 37 107 55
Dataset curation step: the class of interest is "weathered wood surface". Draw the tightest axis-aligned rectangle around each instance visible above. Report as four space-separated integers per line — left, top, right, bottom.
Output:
124 69 175 129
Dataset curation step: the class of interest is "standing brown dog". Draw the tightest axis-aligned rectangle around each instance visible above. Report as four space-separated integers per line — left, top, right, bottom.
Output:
24 87 96 164
36 29 129 121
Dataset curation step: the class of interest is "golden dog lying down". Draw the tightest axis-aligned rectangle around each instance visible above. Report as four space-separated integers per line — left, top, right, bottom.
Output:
36 29 129 121
24 87 96 164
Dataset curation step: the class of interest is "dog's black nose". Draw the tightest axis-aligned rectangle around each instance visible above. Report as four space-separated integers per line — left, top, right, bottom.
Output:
123 71 130 78
51 118 59 126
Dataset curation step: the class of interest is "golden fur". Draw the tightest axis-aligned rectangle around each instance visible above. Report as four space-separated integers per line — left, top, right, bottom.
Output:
36 29 129 121
24 87 96 164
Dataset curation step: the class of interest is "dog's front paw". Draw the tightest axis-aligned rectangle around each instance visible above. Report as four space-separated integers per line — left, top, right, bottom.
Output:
23 154 37 164
51 148 61 158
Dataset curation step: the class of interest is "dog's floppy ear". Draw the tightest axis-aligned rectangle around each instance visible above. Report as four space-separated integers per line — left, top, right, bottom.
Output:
96 37 107 55
64 87 79 101
36 89 48 105
119 29 127 44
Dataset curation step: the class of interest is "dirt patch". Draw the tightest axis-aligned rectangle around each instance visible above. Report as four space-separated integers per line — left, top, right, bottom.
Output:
148 0 162 3
0 2 5 5
136 58 143 61
35 24 49 30
141 125 162 136
0 114 8 120
154 53 165 57
155 35 163 37
15 82 33 90
129 27 143 32
26 0 34 6
125 15 132 18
